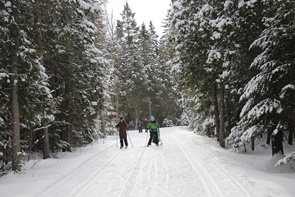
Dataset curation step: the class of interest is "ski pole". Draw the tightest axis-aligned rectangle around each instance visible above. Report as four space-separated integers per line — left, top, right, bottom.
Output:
145 129 149 146
127 131 133 147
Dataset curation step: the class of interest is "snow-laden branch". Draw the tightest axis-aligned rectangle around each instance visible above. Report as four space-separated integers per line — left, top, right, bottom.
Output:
275 152 295 167
32 125 52 132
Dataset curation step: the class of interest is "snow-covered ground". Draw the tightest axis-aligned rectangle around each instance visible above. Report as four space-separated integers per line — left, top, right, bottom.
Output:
0 127 294 197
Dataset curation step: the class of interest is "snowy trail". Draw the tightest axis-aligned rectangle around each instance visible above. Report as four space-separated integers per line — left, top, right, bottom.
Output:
37 127 273 197
1 127 293 197
172 133 252 197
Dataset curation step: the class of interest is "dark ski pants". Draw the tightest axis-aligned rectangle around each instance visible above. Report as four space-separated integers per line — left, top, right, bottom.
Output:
148 131 158 146
120 137 128 148
138 127 142 133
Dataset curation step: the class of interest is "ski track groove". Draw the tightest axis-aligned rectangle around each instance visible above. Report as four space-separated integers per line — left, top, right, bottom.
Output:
144 148 154 196
183 135 253 197
153 150 159 197
38 144 115 197
159 150 169 189
117 147 148 197
77 147 145 197
70 150 124 197
173 135 223 197
127 147 149 197
156 186 174 197
83 150 126 197
146 149 155 197
143 147 167 197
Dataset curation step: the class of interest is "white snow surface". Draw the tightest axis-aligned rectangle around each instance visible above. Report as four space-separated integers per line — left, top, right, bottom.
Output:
1 127 294 197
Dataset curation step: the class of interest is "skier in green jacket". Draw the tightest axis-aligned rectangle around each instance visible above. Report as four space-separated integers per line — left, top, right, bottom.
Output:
147 116 160 146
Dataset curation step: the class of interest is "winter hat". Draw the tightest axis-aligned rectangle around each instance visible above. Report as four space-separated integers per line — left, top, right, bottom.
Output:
119 117 124 120
150 116 155 121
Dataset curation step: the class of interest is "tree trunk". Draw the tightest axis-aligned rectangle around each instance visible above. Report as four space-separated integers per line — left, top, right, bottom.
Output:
28 127 33 161
100 111 105 135
61 82 71 152
66 116 72 152
219 83 225 148
206 125 210 137
289 129 294 145
226 96 231 137
251 137 255 151
272 130 284 156
266 128 272 144
148 98 152 116
288 117 294 145
135 108 138 130
11 57 21 172
213 83 220 140
9 9 21 172
43 121 51 159
65 82 71 148
116 87 119 119
38 45 51 158
114 80 121 119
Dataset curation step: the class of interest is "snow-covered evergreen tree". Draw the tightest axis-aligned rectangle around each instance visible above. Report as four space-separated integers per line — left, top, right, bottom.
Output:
0 0 59 171
115 2 150 125
167 0 274 149
229 1 295 155
0 0 109 171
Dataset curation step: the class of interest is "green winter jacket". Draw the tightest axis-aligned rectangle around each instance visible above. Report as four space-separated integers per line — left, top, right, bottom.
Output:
147 121 160 132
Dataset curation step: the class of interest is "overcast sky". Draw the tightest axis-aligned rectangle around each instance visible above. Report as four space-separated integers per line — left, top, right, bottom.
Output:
106 0 171 36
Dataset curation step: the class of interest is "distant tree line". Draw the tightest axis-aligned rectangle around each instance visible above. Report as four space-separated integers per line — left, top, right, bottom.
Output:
110 2 181 128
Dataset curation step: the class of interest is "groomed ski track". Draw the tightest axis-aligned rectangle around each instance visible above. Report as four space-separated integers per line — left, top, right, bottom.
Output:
36 127 279 197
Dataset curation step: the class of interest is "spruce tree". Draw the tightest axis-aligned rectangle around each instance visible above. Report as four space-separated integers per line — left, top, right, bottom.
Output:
232 1 295 155
116 2 148 126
